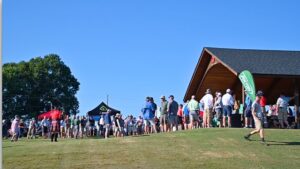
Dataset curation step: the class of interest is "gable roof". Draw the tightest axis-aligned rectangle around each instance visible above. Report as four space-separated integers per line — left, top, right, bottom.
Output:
205 47 300 76
87 102 120 116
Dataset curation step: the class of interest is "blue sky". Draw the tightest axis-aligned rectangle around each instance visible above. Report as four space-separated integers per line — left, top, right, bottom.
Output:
3 0 300 117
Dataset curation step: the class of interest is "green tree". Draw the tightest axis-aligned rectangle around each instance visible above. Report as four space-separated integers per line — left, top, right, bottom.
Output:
3 54 80 119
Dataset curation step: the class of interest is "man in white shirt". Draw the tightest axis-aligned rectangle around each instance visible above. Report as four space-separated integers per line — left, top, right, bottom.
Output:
200 89 214 128
222 89 234 127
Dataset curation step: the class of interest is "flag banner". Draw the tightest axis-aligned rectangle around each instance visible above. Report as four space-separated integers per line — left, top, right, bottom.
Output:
239 70 256 101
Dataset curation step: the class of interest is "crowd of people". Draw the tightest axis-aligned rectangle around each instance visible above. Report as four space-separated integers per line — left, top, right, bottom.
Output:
2 88 298 142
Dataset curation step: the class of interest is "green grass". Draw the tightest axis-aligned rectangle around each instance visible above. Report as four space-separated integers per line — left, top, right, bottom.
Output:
3 128 300 169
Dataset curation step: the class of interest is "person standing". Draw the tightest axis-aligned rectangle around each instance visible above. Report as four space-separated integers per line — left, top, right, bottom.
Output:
89 116 95 137
200 89 214 128
104 109 112 139
150 97 158 133
276 93 295 129
60 118 66 138
222 89 234 128
142 97 157 134
11 115 20 142
244 92 266 144
64 115 71 138
183 100 190 130
98 115 104 137
213 92 223 128
73 116 80 139
41 116 50 139
177 104 184 130
188 95 200 129
160 96 168 132
167 95 179 131
50 109 61 142
70 115 75 138
244 91 253 128
27 118 36 139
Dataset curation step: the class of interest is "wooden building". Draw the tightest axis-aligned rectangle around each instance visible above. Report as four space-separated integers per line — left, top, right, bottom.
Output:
184 47 300 123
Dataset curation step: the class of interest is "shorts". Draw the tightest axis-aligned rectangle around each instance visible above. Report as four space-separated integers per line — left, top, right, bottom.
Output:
177 116 183 125
105 124 111 130
184 115 190 124
189 111 199 122
160 114 168 125
244 108 252 118
204 108 213 120
278 108 288 122
254 118 262 130
168 115 178 125
144 119 155 126
215 108 222 120
223 106 232 117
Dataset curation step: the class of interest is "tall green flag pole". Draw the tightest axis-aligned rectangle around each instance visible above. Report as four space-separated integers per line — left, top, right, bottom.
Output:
238 70 256 102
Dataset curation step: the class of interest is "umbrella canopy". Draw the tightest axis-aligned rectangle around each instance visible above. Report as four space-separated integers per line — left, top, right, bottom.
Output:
38 109 62 120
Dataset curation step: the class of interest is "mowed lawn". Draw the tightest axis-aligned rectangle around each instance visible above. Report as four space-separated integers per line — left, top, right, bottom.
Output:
3 128 300 169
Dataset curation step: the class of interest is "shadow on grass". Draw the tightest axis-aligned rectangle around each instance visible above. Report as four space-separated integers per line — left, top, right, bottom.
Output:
250 139 300 146
266 140 300 146
85 134 151 139
3 145 23 148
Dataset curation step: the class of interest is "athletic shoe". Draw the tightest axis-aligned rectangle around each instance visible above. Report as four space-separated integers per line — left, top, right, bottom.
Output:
244 135 251 141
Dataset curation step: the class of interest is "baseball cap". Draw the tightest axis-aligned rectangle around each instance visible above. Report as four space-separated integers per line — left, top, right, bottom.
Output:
256 91 263 97
169 95 174 98
226 89 231 93
160 95 165 99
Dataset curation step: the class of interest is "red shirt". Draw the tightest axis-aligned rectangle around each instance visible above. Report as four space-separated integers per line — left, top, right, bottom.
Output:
177 108 183 117
260 96 267 107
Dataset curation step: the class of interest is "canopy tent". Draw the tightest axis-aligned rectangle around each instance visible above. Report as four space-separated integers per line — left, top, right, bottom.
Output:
87 102 120 118
38 109 62 120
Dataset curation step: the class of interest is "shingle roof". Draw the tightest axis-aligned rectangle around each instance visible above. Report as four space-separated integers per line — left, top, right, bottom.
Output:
205 47 300 76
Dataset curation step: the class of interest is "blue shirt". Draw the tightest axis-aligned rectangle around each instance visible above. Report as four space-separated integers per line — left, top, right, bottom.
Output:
245 95 252 109
104 113 111 125
183 104 189 116
142 102 155 120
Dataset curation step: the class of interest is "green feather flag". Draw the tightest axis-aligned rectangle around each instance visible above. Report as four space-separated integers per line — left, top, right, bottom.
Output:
238 70 256 102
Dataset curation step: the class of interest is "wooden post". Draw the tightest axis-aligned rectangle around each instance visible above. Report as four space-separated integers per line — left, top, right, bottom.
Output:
294 79 299 128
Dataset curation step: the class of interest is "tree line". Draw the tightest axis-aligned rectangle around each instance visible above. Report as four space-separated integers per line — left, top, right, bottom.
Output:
3 54 80 119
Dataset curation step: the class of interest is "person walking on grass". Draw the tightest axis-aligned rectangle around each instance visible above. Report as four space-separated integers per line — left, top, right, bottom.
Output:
200 89 214 128
244 92 266 144
11 115 20 142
